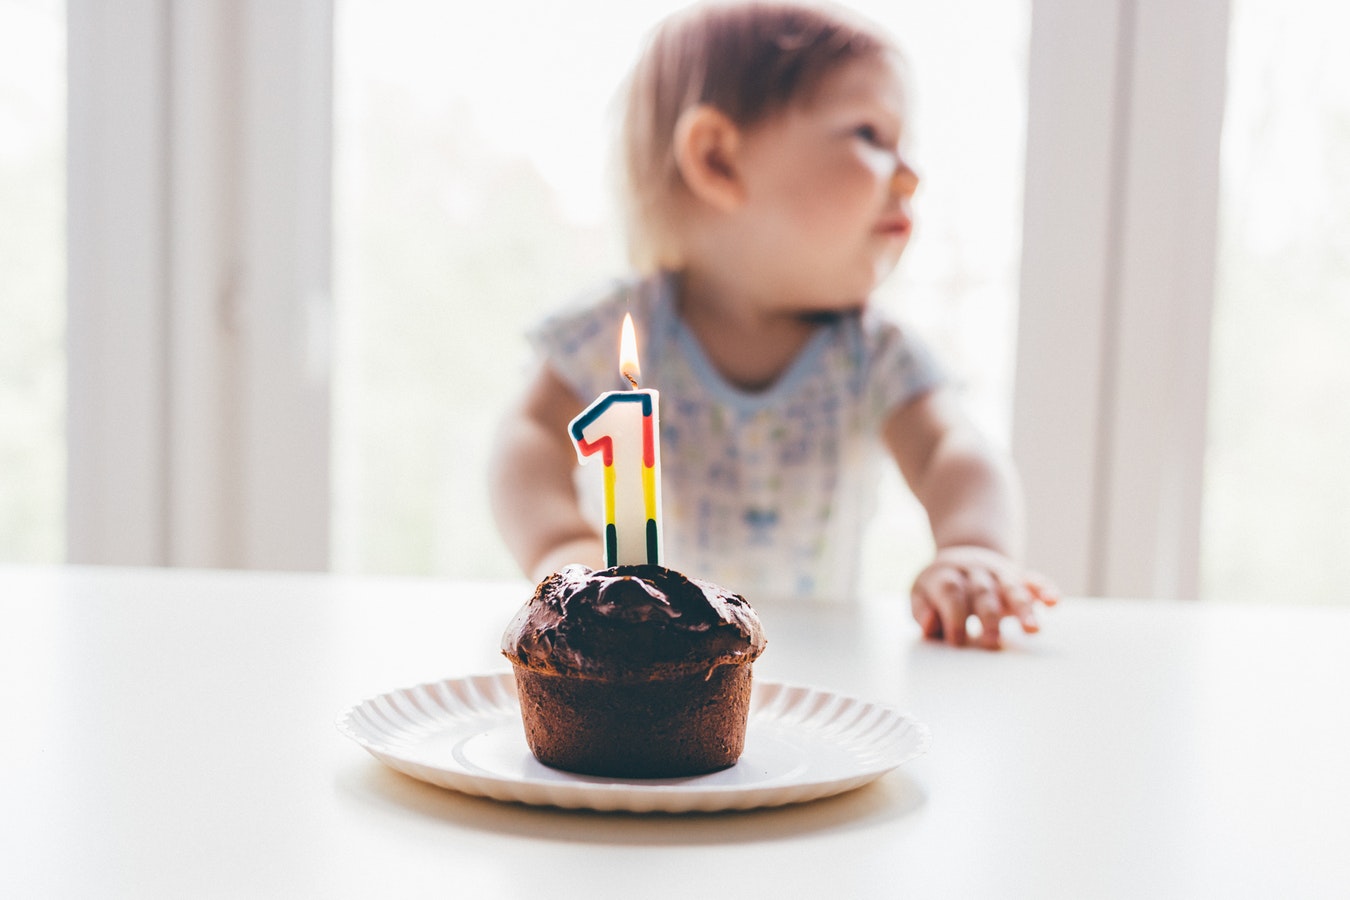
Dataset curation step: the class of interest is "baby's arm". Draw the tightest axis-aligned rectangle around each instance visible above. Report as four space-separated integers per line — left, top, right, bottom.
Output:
489 364 605 580
883 387 1059 648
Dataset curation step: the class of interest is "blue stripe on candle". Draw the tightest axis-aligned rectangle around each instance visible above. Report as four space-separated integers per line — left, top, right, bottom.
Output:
568 391 653 442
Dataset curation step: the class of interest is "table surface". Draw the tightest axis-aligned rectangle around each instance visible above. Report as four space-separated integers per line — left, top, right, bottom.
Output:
3 565 1348 899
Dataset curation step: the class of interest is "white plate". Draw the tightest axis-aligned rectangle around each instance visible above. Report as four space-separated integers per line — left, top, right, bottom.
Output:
337 673 930 813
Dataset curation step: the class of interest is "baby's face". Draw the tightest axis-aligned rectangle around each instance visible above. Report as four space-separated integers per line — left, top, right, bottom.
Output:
733 53 917 313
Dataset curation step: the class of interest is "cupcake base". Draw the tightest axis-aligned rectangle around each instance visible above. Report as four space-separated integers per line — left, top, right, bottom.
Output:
510 664 753 778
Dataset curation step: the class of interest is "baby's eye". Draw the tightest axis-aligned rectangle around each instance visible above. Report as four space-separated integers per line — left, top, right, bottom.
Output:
854 124 883 145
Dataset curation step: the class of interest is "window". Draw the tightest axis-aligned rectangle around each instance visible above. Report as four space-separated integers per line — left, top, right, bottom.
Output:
1202 0 1350 604
58 1 1292 604
331 0 1030 594
0 0 64 564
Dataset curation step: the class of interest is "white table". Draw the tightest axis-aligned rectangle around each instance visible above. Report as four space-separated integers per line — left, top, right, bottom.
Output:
3 565 1347 898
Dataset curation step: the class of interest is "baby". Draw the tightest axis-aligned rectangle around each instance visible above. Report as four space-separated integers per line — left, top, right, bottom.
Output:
490 0 1057 648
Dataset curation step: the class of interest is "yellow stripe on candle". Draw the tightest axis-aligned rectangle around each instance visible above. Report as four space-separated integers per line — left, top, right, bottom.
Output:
642 458 656 519
603 463 616 524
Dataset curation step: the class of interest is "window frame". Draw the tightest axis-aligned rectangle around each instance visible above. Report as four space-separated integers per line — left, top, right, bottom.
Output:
66 0 333 569
1013 0 1230 599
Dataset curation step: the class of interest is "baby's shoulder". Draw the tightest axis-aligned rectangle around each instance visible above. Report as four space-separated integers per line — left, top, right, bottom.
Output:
536 275 662 336
848 308 934 373
858 306 913 348
852 308 945 412
528 275 669 398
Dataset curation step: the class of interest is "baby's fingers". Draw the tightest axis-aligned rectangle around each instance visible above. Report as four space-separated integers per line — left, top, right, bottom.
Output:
1025 570 1061 606
915 604 942 640
909 575 942 638
968 569 1004 649
913 567 970 646
1002 581 1041 634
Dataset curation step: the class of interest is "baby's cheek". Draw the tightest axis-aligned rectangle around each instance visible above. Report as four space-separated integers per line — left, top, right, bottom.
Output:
793 182 863 229
772 191 837 239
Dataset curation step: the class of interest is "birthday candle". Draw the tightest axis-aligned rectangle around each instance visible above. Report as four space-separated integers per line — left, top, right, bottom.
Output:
568 313 663 567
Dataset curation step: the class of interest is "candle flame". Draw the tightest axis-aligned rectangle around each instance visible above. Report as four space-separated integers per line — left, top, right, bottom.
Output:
619 313 640 388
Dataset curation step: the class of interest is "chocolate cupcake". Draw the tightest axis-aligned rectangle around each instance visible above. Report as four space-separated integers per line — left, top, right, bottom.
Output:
501 564 767 778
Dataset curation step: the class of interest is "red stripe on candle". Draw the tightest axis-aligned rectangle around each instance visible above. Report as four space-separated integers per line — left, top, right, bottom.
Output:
575 435 614 466
642 413 654 468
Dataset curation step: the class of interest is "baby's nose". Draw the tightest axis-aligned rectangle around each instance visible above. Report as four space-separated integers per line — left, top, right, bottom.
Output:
891 159 919 196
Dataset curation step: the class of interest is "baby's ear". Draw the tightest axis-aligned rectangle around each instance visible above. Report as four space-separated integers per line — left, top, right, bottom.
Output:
672 105 746 213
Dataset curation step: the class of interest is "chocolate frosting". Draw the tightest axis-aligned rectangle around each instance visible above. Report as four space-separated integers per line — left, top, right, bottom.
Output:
501 565 766 681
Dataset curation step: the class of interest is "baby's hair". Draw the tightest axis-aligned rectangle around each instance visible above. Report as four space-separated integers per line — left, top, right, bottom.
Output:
619 1 898 273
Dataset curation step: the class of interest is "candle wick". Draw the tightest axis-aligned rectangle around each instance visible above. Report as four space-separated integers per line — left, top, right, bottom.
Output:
621 360 640 389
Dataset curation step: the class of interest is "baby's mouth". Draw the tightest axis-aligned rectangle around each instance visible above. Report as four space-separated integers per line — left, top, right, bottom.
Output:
875 215 912 237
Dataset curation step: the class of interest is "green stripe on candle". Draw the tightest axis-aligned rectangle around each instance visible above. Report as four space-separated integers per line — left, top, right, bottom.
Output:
605 524 617 568
646 519 658 565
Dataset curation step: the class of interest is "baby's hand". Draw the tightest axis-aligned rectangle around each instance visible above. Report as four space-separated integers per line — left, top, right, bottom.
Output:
910 546 1060 650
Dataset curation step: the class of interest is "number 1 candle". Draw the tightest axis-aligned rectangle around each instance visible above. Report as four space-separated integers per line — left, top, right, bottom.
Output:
568 313 663 567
